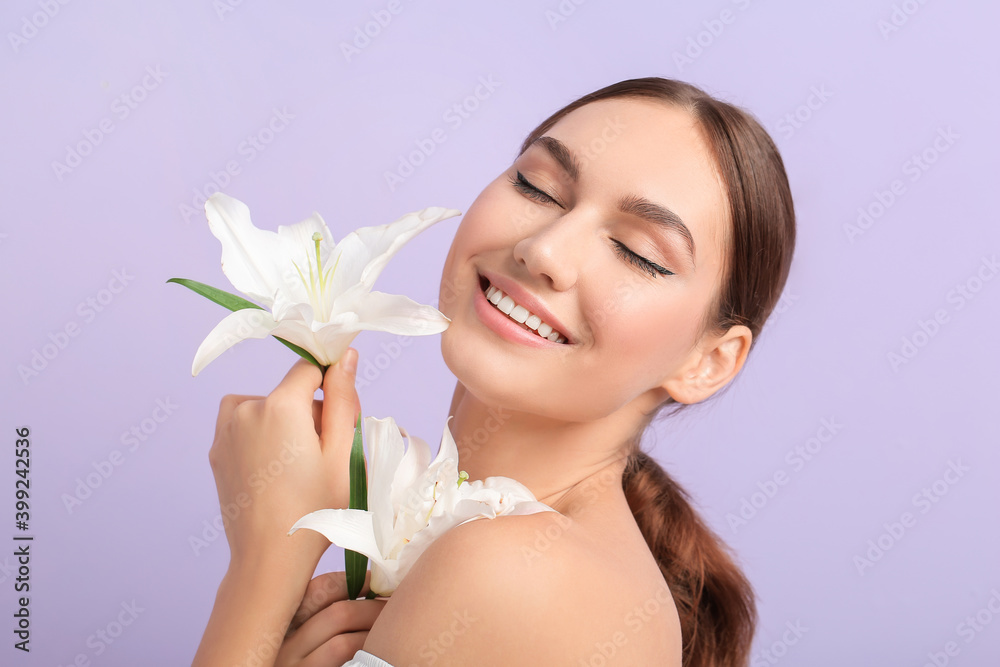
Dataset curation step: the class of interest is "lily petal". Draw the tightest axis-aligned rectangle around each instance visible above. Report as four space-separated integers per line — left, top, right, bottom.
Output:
400 508 492 560
276 212 335 262
269 299 315 327
391 430 431 510
191 308 280 376
205 193 288 306
371 558 404 596
193 195 456 369
288 408 559 598
439 416 461 466
480 475 539 501
266 321 327 360
288 508 382 562
307 325 363 367
332 288 450 337
327 207 461 297
365 417 404 556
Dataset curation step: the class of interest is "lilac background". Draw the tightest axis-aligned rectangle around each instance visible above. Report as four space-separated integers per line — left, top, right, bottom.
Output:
2 1 999 665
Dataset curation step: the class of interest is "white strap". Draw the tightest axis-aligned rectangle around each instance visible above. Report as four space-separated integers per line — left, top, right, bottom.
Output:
342 649 396 667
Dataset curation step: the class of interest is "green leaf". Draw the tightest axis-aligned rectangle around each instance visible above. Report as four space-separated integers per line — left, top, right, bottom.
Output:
168 277 324 369
345 412 369 600
166 277 263 312
272 336 323 369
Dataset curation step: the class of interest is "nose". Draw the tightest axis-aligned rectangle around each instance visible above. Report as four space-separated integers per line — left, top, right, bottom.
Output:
511 211 583 292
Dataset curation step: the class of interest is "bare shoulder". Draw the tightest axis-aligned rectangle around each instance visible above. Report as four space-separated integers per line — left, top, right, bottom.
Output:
363 511 682 666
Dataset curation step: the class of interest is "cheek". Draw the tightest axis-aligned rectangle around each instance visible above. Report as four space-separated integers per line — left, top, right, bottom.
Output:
440 194 497 270
590 288 703 385
460 179 551 248
437 208 490 315
438 184 531 311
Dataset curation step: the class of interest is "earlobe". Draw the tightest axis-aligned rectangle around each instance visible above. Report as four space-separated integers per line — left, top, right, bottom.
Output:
659 326 752 405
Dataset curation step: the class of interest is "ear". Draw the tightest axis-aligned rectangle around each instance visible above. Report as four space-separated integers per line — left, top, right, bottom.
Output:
660 325 753 405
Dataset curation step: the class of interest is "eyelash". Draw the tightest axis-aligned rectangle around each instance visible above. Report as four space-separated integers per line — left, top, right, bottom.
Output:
508 171 555 205
507 171 675 278
611 240 674 277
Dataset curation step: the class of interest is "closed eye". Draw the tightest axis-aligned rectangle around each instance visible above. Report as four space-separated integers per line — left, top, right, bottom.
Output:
510 171 672 277
508 171 563 208
612 239 674 277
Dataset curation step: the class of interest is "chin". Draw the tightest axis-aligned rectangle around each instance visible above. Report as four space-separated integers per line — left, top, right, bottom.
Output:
440 322 529 416
440 326 606 424
440 322 497 401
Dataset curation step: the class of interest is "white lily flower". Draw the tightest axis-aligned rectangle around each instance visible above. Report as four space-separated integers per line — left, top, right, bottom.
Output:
289 416 558 596
190 193 461 376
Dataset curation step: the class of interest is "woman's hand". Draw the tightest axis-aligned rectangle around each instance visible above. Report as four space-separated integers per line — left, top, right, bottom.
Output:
193 349 363 667
208 349 361 569
277 571 388 667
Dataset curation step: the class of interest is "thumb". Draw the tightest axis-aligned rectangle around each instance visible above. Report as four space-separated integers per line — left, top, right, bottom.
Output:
320 347 361 455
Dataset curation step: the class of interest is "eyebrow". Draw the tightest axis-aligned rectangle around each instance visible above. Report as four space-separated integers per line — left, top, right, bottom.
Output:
529 135 697 267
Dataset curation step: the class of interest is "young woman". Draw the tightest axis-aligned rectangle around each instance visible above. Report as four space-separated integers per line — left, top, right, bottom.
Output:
193 77 796 667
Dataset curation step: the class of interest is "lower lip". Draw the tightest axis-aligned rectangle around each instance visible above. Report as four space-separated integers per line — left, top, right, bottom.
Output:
474 283 563 349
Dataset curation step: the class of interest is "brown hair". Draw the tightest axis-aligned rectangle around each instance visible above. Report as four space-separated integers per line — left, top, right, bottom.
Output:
517 78 796 666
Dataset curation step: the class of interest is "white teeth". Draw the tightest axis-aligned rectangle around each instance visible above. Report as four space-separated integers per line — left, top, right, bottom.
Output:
482 280 567 343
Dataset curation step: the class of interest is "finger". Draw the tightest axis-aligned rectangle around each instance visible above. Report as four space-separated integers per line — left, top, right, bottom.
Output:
270 357 325 406
278 630 370 667
213 394 262 443
311 399 323 436
319 347 361 455
290 569 372 631
301 630 371 667
284 600 386 664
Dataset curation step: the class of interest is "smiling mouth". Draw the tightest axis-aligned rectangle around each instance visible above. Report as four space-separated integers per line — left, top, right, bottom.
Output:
478 274 568 344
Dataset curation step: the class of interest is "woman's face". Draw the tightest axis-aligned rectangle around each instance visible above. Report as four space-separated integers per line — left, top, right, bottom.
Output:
439 97 731 423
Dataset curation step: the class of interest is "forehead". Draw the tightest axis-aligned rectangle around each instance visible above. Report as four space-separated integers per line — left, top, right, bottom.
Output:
536 97 729 265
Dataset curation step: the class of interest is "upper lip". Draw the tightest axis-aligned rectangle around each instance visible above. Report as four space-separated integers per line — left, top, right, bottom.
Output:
478 269 574 344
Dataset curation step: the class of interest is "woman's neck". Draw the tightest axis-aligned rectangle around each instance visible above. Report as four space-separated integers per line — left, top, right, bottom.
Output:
445 381 638 517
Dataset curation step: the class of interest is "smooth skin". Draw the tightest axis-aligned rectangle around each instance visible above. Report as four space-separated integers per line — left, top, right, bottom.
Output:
193 350 384 666
196 97 752 665
364 98 751 665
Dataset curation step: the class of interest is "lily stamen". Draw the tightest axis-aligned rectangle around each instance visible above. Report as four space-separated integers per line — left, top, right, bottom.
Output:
291 234 344 322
